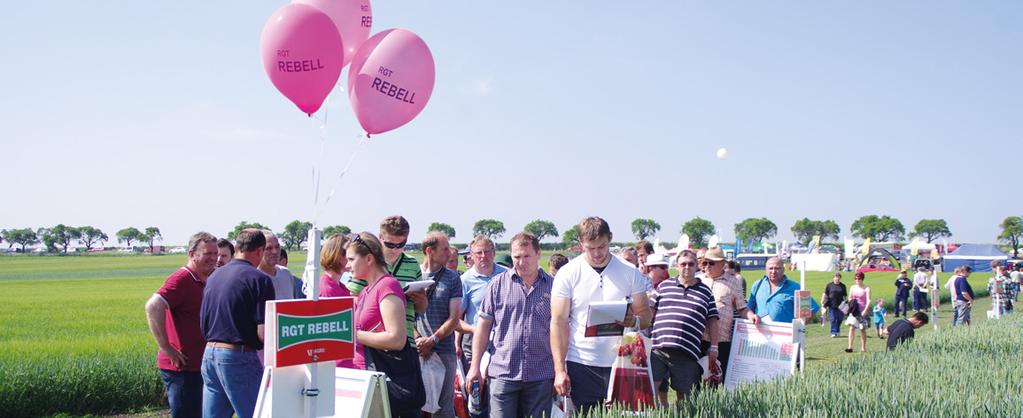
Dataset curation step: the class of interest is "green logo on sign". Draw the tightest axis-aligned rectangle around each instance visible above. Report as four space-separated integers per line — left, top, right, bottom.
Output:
277 309 353 350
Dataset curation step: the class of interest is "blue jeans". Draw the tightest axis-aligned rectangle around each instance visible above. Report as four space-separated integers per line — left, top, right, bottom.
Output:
488 378 553 418
894 294 909 317
828 307 845 335
160 369 203 418
201 346 263 418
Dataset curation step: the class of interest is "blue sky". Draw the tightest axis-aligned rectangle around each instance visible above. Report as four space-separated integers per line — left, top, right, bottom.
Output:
1 1 1020 246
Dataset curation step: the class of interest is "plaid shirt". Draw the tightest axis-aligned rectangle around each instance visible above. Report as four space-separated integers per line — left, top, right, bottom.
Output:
478 268 554 382
702 272 747 343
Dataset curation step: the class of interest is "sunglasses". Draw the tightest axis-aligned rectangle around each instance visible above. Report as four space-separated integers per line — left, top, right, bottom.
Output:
701 260 719 266
649 265 667 270
349 233 368 249
382 240 407 249
678 262 697 267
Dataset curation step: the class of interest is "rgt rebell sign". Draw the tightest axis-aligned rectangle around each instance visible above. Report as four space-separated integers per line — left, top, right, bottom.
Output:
265 297 355 368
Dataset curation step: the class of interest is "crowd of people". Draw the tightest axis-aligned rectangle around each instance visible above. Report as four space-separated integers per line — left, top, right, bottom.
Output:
146 216 996 418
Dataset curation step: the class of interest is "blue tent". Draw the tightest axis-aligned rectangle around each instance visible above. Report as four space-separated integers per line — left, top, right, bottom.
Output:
942 244 1008 273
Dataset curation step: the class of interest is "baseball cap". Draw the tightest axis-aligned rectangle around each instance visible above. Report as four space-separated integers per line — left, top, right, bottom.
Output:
644 253 670 267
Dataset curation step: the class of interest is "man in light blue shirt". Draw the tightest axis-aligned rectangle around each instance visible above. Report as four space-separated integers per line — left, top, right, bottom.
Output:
456 235 506 418
748 257 819 323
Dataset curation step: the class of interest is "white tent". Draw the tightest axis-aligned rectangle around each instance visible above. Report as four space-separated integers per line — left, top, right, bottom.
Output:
791 253 839 272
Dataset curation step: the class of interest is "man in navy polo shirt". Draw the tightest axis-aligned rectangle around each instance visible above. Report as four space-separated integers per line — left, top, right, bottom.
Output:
144 231 219 418
200 229 275 418
953 266 975 326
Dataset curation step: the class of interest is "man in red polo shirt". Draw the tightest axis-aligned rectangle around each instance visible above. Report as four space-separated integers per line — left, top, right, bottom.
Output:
145 231 219 418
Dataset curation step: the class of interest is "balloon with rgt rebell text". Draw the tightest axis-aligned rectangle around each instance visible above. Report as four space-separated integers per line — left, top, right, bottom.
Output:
348 28 435 135
293 0 372 68
260 3 343 116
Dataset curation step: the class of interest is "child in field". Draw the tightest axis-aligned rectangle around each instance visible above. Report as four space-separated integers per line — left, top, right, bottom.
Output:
872 299 887 338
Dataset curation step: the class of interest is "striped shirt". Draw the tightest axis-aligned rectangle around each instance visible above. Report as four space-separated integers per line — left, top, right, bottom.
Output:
651 277 718 362
347 252 422 339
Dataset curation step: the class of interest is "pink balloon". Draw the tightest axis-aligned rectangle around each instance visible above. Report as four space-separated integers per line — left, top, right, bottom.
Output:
348 29 435 135
294 0 372 68
260 4 343 116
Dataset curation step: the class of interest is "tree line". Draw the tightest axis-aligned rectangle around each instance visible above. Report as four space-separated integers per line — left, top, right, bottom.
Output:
5 216 1023 257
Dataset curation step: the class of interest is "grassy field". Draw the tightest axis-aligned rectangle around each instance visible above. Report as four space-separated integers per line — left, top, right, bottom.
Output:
0 252 1001 417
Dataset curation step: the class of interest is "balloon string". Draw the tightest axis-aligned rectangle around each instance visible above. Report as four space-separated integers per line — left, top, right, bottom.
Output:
317 134 368 218
310 96 332 228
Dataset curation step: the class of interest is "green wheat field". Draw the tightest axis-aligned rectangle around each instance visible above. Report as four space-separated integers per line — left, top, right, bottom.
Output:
0 253 1000 417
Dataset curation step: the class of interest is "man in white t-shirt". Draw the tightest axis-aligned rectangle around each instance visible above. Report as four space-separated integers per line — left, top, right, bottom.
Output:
551 217 652 415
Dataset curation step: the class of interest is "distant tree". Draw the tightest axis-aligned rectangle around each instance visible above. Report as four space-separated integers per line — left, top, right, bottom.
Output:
322 225 351 237
681 217 715 248
734 218 778 246
280 220 313 250
790 218 840 245
998 216 1023 258
851 215 904 242
37 228 58 253
116 227 143 248
139 227 162 253
4 228 39 252
77 226 108 251
227 221 270 241
562 225 580 246
427 222 457 239
631 218 661 241
913 219 951 243
472 219 506 240
45 224 82 254
524 220 559 242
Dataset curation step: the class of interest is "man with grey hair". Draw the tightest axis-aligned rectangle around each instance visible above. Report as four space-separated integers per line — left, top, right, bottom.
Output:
257 231 299 300
145 232 219 418
619 247 639 267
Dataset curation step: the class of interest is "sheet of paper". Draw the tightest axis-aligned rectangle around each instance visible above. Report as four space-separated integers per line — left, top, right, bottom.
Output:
585 301 628 337
403 280 435 293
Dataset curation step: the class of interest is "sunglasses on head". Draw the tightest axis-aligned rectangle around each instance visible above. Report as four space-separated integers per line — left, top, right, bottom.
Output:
382 240 407 249
348 233 368 250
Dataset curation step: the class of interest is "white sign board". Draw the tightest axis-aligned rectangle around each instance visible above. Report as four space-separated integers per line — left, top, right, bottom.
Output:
724 319 799 390
332 367 390 418
255 366 390 418
254 362 336 418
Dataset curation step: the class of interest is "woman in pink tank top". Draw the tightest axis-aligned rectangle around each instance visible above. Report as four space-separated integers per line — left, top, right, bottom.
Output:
845 271 872 353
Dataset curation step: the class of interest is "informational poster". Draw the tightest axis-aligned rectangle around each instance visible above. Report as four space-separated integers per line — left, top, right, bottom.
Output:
724 319 798 390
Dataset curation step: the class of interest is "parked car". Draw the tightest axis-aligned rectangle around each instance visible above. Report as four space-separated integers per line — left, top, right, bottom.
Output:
169 247 186 254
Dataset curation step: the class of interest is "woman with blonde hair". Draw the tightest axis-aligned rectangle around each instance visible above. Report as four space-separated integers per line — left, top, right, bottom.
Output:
319 233 352 298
